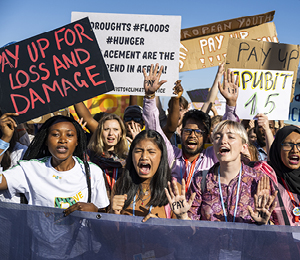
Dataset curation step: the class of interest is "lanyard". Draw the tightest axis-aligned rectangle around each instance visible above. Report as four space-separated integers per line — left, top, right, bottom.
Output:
281 178 300 221
218 165 242 222
132 194 153 216
180 155 201 193
105 168 118 190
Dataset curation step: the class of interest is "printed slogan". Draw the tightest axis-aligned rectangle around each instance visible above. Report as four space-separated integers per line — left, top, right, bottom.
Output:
72 12 181 96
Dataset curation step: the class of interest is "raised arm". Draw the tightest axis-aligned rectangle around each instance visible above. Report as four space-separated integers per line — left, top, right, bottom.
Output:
0 113 18 190
219 69 240 121
142 64 177 166
201 63 224 113
248 176 277 224
162 80 183 140
73 102 99 133
165 179 195 220
256 113 274 160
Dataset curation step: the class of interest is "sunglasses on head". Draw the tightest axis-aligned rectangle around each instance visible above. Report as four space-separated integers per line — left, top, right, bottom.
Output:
124 116 143 124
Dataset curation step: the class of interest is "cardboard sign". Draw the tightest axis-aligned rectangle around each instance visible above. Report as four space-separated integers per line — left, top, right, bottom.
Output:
232 68 293 120
181 11 275 40
179 22 278 71
188 88 226 115
285 78 300 125
69 94 130 120
0 17 114 124
187 88 210 102
71 12 181 96
226 38 300 99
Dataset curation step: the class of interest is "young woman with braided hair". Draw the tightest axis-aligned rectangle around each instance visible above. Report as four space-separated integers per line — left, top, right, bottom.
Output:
0 113 109 215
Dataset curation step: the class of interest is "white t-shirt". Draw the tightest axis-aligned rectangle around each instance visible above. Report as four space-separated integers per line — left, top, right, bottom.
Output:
0 142 28 203
3 156 109 209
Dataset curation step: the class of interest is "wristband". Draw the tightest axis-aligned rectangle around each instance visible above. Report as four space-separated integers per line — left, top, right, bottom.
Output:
145 93 155 99
0 139 10 156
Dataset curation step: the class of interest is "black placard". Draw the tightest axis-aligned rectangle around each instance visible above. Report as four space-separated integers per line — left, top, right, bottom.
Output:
0 17 114 123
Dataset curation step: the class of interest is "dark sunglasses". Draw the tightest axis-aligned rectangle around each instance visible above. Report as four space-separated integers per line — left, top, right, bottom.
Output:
124 116 143 124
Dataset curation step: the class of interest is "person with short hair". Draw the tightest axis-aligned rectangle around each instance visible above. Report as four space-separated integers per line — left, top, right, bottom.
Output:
142 64 239 189
166 120 277 224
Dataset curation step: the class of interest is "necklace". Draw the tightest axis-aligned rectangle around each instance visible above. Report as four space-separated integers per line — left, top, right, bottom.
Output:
133 194 153 216
137 187 151 205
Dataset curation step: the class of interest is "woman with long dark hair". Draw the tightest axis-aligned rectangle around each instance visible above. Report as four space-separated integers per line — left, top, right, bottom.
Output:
111 129 174 220
0 113 109 214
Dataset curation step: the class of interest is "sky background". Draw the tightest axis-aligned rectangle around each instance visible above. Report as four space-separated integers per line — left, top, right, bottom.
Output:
0 0 299 109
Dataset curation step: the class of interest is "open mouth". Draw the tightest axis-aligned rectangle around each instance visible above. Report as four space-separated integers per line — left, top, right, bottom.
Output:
57 146 68 153
219 146 230 155
288 155 300 165
107 137 115 143
186 140 197 149
138 162 151 175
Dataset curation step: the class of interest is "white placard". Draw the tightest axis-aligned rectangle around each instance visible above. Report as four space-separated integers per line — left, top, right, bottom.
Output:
231 68 294 120
71 12 181 96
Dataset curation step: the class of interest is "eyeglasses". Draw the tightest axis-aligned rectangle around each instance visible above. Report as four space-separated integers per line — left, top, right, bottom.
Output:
182 128 205 137
124 116 143 124
281 143 300 151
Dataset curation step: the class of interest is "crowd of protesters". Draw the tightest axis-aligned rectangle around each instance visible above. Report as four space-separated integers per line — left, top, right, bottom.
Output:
0 62 300 227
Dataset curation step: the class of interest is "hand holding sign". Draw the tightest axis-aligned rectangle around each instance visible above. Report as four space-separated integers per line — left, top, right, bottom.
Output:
63 202 98 216
165 179 195 220
143 64 167 96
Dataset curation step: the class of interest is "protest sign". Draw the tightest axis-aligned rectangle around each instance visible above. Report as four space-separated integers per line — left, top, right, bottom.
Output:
187 88 226 115
179 22 278 71
226 38 300 99
0 17 114 124
181 11 275 40
285 78 300 125
69 94 130 121
231 68 293 120
187 88 209 102
71 12 181 96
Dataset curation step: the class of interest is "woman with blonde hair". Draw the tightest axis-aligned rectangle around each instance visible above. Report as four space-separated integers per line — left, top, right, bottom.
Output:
74 103 128 207
166 120 278 224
